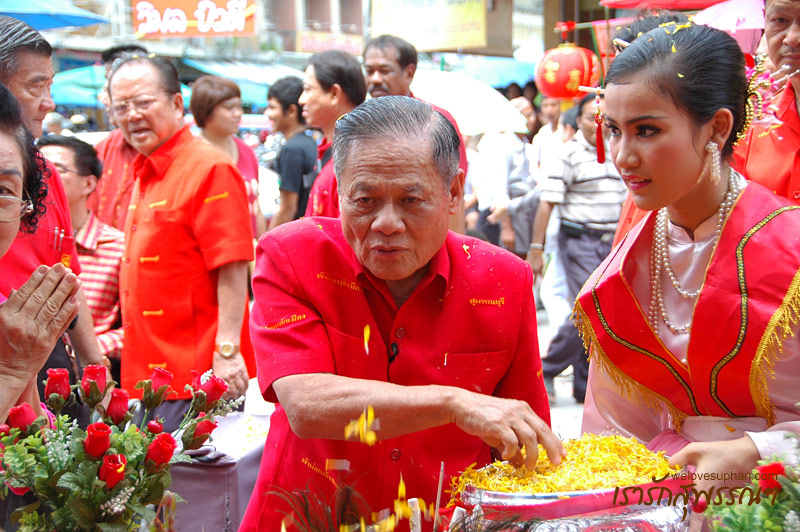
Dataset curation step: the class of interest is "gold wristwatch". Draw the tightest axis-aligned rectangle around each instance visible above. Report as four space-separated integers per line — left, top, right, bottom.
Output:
215 342 240 358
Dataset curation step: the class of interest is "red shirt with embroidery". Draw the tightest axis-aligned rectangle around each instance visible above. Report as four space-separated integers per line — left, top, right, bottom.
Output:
75 210 125 359
89 129 139 230
734 85 800 204
120 126 256 398
0 159 80 296
241 216 549 531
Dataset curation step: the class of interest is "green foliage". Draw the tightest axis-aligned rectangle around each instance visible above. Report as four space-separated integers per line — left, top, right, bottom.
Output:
711 444 800 531
1 373 242 531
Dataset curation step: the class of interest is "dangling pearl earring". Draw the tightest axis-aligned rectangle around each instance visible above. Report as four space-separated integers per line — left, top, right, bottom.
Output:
705 141 721 185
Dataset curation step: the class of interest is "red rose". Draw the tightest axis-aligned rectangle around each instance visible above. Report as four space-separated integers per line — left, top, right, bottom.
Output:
147 420 163 434
757 461 786 491
84 422 112 458
146 433 176 471
81 364 107 397
190 370 202 390
182 417 218 450
150 368 173 391
195 418 217 438
98 453 127 489
106 389 129 425
6 483 29 496
691 496 707 513
200 375 228 405
0 424 9 437
7 403 37 432
44 368 71 400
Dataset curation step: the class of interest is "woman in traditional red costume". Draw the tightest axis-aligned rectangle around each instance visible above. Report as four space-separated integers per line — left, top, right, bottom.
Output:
579 21 800 526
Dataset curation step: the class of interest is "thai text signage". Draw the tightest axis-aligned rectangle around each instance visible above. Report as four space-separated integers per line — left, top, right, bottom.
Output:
133 0 256 39
295 31 364 55
371 0 487 52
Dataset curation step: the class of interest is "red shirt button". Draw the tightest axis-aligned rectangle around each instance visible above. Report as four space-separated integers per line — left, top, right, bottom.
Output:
390 449 401 461
395 327 405 338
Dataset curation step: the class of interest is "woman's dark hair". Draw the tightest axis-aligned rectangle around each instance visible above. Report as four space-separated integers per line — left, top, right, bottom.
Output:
606 22 746 158
107 53 181 97
0 83 47 232
307 50 367 108
190 75 241 128
614 11 689 51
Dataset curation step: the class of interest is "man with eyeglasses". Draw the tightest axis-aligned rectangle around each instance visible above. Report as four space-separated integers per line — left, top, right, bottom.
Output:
107 54 256 431
0 17 108 385
38 136 125 382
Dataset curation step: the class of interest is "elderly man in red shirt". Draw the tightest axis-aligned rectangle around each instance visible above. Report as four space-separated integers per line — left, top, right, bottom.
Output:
107 54 256 431
241 96 562 531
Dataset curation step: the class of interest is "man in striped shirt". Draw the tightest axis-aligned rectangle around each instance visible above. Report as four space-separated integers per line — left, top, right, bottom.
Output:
39 136 124 376
526 94 626 403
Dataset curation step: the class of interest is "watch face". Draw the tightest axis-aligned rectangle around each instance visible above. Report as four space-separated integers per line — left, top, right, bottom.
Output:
218 343 236 357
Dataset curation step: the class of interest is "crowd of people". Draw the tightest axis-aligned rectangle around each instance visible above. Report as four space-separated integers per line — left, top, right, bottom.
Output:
0 0 799 530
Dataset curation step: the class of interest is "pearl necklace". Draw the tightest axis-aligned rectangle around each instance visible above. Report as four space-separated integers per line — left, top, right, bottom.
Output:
649 169 742 334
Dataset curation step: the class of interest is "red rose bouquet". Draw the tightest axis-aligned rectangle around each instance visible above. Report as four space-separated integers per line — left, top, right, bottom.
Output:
710 432 800 531
0 367 244 531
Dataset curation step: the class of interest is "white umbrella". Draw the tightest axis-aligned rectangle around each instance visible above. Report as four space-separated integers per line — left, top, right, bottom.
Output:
692 0 764 54
410 69 528 136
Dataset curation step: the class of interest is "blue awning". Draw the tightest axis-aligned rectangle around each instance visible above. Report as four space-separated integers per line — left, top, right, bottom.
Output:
182 59 304 108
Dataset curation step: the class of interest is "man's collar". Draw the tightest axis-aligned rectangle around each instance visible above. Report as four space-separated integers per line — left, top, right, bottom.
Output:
351 235 452 304
132 125 192 180
74 210 101 251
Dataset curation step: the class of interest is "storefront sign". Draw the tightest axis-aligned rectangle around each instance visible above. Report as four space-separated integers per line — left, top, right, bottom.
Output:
133 0 256 39
371 0 487 52
295 30 364 55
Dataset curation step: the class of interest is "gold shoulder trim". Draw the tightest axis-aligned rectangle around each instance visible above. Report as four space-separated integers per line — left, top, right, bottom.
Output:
750 267 800 427
574 301 688 432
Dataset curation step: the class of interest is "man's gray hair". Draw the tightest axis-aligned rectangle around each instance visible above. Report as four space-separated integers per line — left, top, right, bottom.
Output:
333 96 460 186
0 16 52 84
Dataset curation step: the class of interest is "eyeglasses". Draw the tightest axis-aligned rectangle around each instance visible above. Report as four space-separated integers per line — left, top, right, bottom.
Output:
52 164 82 176
111 92 169 117
0 195 33 222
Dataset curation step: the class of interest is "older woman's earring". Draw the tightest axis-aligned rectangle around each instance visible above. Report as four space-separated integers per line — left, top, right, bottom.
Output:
706 141 721 185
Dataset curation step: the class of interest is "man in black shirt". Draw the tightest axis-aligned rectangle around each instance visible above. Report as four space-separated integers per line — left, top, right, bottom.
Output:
266 77 318 228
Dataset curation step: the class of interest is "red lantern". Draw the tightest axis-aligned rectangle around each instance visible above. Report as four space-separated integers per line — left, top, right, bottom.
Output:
535 44 602 99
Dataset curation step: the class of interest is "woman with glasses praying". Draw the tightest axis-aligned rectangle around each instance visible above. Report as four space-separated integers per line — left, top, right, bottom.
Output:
0 83 81 419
